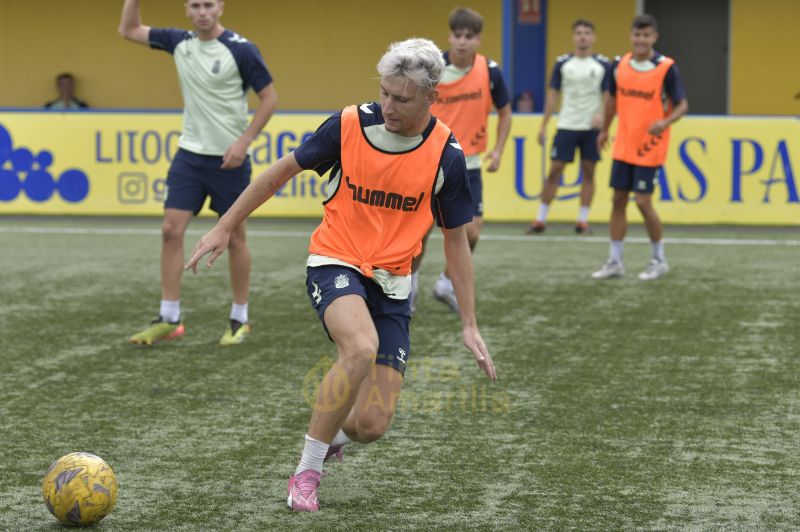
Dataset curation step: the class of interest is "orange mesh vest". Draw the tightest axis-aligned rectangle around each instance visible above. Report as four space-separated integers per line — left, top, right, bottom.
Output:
612 52 675 166
308 105 451 278
431 53 492 156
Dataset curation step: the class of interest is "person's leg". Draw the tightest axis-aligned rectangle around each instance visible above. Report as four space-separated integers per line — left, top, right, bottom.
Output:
308 294 379 446
576 130 601 233
634 192 662 244
227 221 250 305
610 188 628 242
288 294 377 512
335 299 410 453
160 208 194 303
592 160 630 279
634 184 669 280
340 363 403 443
208 158 253 343
130 150 205 345
577 160 596 218
536 160 567 221
528 129 575 234
129 207 193 345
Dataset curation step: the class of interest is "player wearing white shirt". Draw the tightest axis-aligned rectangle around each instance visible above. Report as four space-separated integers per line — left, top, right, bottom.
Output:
527 20 610 235
119 0 278 346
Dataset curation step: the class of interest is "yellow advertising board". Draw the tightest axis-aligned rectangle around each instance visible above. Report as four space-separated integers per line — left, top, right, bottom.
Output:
0 111 798 225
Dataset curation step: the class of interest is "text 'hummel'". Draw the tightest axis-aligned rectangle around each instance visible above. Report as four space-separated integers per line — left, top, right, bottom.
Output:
346 176 424 212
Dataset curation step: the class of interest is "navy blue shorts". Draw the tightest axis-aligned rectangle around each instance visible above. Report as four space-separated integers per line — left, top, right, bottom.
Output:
306 265 412 375
610 160 660 194
467 168 483 217
551 129 600 163
165 148 251 215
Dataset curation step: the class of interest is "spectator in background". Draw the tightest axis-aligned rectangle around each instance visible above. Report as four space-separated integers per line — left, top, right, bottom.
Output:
515 90 535 112
44 73 89 109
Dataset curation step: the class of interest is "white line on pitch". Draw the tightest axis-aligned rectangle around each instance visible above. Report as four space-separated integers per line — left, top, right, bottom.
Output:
0 225 797 246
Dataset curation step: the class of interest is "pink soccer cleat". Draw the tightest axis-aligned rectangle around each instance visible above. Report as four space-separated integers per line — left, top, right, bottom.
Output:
287 470 321 512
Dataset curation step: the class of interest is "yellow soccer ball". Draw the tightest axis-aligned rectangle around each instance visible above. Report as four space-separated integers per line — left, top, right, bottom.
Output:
42 452 118 526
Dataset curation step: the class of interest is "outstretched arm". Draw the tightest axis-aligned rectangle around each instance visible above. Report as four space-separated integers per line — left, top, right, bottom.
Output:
485 103 512 172
118 0 151 45
222 83 279 169
185 152 302 272
442 225 497 380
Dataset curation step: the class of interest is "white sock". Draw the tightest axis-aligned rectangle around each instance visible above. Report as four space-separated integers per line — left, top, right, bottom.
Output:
577 206 590 223
610 240 624 263
651 240 666 262
295 434 329 475
536 203 550 223
437 273 453 291
230 303 248 324
160 300 180 323
330 429 352 448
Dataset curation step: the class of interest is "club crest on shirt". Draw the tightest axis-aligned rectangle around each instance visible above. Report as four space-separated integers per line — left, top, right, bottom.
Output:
212 60 221 74
334 274 350 289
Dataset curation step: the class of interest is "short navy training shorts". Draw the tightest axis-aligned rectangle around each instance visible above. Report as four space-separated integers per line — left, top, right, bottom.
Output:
165 148 251 215
610 160 660 194
551 129 600 163
306 265 412 375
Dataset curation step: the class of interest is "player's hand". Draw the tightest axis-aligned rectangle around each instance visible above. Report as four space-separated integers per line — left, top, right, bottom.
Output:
537 129 546 147
463 326 496 380
184 225 231 274
596 131 608 152
484 150 502 173
648 120 668 136
221 139 248 169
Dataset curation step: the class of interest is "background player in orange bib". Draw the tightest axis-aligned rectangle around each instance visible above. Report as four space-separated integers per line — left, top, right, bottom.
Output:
593 14 688 281
185 38 496 513
410 7 512 313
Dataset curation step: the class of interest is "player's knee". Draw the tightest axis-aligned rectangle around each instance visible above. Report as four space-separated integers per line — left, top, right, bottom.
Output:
228 229 247 252
356 411 391 443
339 338 378 369
161 220 184 243
634 194 652 211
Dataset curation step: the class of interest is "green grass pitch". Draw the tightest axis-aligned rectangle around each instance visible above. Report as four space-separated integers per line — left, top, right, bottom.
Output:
0 217 798 529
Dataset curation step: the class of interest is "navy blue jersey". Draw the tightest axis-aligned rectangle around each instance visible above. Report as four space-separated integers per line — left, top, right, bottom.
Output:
294 102 473 229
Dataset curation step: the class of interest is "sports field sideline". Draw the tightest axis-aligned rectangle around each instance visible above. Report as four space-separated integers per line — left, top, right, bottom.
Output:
1 217 798 529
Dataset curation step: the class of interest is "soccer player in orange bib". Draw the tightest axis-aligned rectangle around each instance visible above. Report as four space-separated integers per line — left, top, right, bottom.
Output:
409 7 512 313
185 38 496 512
593 14 688 281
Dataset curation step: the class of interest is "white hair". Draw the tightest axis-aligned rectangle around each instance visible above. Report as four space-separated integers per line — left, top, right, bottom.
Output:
376 38 445 91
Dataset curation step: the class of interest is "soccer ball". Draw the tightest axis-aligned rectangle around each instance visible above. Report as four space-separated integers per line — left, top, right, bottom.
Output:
41 452 118 526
